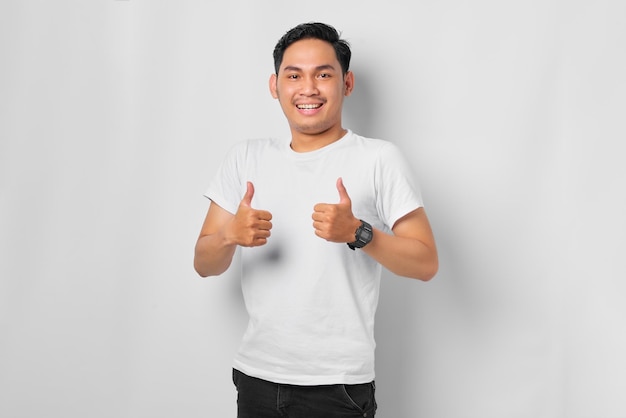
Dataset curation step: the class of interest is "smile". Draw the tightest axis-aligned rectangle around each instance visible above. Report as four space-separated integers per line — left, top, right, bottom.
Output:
296 103 322 110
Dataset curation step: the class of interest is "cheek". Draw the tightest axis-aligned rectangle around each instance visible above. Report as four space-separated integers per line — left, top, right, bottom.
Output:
275 97 291 112
275 85 295 102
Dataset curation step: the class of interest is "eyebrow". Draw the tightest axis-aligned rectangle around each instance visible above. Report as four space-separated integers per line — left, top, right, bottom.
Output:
281 64 337 73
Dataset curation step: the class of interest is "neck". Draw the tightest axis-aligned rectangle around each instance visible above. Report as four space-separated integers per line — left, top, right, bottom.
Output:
290 127 348 153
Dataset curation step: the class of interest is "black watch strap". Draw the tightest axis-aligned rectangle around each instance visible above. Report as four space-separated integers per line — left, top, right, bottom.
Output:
347 220 373 250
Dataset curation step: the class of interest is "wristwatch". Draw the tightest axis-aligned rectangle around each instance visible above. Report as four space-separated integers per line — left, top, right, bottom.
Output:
347 220 373 250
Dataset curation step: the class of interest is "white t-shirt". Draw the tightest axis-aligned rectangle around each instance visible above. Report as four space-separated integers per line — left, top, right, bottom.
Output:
205 130 423 385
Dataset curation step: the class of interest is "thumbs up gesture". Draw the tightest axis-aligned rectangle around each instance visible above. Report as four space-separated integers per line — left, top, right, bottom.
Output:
228 182 273 247
312 178 361 243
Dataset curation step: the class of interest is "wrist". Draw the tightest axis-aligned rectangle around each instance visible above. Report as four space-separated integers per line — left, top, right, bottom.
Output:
347 219 373 250
220 220 238 247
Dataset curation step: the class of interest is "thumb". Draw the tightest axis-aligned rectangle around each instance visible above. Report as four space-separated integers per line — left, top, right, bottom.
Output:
241 181 254 207
336 177 351 205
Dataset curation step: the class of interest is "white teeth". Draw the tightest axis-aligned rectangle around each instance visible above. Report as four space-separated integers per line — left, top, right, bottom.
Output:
297 104 321 109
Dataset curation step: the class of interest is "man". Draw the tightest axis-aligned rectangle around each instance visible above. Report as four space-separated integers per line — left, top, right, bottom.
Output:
194 22 438 418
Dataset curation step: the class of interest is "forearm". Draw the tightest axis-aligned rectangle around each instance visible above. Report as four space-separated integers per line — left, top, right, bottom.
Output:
193 231 237 277
363 228 438 281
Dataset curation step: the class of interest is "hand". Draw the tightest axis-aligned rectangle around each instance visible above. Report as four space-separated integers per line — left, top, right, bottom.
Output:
226 182 272 247
312 178 361 243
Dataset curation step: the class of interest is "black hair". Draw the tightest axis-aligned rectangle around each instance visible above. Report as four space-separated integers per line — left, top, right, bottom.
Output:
272 22 351 75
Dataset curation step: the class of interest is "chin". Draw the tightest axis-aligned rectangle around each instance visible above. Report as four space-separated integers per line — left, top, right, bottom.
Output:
292 123 332 136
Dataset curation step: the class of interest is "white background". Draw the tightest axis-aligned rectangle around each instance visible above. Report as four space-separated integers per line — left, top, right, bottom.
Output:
1 1 625 417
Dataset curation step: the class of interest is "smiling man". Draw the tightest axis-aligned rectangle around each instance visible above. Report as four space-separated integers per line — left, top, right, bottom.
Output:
194 22 438 418
269 37 354 152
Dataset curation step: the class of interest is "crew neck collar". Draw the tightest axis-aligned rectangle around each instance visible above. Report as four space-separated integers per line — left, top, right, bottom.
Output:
285 130 353 160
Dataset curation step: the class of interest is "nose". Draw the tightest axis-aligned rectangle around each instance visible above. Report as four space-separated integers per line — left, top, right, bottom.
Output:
300 76 319 96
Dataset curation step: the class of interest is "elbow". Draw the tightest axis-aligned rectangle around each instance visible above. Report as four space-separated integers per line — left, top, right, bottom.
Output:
194 268 211 278
193 262 211 278
193 260 224 278
193 256 226 278
421 247 439 281
193 253 230 278
422 255 439 281
193 241 227 277
395 260 438 282
381 244 439 281
193 235 236 277
193 250 210 277
413 254 439 282
419 264 438 282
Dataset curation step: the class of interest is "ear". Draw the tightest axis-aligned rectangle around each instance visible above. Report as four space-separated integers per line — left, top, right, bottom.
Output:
269 73 278 99
343 71 355 97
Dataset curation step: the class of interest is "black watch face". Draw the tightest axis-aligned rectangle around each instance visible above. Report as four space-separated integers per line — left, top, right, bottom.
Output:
360 229 372 241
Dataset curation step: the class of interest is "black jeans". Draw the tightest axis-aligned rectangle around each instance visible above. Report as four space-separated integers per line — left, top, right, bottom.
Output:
232 369 377 418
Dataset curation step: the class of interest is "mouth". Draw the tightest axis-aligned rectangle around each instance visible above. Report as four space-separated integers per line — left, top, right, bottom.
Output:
296 103 323 110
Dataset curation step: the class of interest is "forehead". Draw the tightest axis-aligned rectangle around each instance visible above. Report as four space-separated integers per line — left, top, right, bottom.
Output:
280 38 338 71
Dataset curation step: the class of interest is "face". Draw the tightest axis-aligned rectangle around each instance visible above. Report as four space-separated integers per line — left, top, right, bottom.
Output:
269 38 354 146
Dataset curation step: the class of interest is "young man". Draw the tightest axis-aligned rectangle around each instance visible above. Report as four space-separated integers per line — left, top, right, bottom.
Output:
194 22 438 418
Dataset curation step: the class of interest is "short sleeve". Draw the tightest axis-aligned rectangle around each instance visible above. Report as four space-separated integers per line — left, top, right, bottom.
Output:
375 142 424 229
203 142 247 215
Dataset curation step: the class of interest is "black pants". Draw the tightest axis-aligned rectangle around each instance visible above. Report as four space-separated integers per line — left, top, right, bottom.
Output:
232 369 377 418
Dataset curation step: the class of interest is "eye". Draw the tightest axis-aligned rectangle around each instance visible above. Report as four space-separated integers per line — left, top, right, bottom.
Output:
287 74 299 80
318 73 331 79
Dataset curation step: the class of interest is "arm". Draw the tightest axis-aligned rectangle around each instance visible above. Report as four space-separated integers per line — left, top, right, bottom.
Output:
362 207 438 281
312 178 438 281
194 182 273 277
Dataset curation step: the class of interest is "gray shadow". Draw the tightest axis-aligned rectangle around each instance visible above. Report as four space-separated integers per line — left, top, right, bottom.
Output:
343 65 378 138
